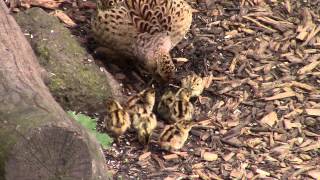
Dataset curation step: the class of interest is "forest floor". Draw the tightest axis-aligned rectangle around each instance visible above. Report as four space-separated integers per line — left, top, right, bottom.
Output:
9 0 320 179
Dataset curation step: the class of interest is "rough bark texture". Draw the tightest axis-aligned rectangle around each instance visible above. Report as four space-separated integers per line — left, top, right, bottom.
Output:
0 2 111 180
14 7 123 113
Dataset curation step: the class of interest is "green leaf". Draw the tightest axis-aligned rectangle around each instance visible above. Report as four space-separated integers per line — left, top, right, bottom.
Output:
67 111 113 148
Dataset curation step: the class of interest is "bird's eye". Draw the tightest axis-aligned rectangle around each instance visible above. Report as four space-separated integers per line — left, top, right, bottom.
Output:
109 1 114 6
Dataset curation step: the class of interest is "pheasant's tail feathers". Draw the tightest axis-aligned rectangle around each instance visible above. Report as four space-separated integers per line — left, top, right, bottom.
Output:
125 0 174 34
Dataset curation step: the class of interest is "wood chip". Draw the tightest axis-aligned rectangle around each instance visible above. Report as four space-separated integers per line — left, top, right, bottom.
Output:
305 108 320 116
222 152 235 161
163 154 179 160
201 152 218 161
173 57 189 64
194 170 210 180
192 162 204 169
284 119 302 129
203 73 213 88
20 0 64 9
260 111 278 127
264 91 296 101
307 169 320 179
299 142 320 152
138 152 151 161
51 10 76 27
297 54 320 74
255 168 271 177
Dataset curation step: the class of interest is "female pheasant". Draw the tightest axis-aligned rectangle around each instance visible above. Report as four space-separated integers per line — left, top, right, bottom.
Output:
91 0 192 80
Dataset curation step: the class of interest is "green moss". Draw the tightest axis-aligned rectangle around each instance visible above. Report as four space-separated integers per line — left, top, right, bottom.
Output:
14 8 115 112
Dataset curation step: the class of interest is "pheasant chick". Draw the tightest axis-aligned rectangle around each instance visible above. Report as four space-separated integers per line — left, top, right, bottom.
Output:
157 88 194 123
158 120 194 151
132 112 157 150
104 99 131 141
181 73 205 97
127 88 156 114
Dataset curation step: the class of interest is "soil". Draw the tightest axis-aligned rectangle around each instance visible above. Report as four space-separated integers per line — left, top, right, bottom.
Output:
10 0 320 179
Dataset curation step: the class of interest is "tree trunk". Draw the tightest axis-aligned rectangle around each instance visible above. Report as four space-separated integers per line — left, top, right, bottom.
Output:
0 1 110 180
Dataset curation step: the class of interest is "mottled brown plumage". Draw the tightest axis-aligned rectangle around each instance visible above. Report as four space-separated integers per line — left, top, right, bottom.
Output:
92 0 192 80
158 120 194 151
181 73 205 97
127 88 157 149
104 99 131 141
157 87 193 123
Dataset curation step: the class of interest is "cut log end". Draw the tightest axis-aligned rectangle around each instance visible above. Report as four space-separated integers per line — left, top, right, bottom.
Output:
5 126 95 180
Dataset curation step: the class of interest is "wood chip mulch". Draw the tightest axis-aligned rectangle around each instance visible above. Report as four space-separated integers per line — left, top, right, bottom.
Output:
9 0 320 179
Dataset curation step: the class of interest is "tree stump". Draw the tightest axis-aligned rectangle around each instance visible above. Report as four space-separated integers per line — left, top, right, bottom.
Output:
0 1 110 180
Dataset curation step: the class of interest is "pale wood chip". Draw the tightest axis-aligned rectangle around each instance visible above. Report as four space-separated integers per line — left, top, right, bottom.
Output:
51 10 76 27
230 169 245 179
20 0 64 9
245 138 263 148
201 152 218 161
299 142 320 152
208 172 223 180
163 154 179 160
284 119 302 129
202 73 213 88
302 25 320 47
225 30 239 39
255 168 271 177
270 144 290 155
173 57 188 63
192 162 204 169
260 111 278 127
285 0 291 13
299 154 312 161
194 170 210 180
291 81 316 91
138 152 151 161
222 152 235 161
284 55 303 63
303 130 320 137
264 91 296 101
306 169 320 179
243 16 277 33
284 108 303 118
288 156 303 164
305 108 320 116
297 54 320 74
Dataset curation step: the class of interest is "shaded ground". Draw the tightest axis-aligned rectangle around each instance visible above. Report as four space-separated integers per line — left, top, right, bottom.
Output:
11 0 320 179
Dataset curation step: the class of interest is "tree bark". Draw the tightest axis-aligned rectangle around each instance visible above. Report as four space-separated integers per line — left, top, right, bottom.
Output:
0 1 110 180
